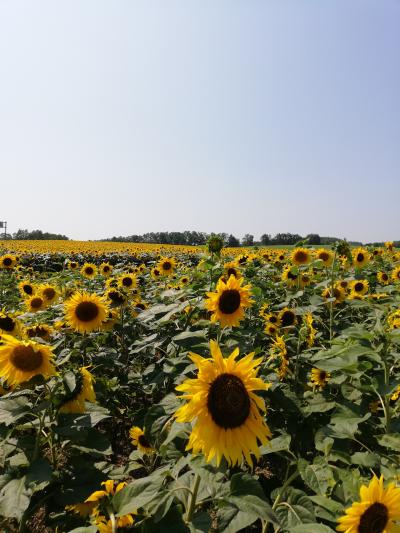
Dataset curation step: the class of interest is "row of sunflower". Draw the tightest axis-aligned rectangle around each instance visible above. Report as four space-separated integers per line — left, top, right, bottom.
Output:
0 241 400 532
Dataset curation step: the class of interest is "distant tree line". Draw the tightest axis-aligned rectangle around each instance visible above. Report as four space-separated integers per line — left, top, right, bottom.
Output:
100 231 367 247
6 229 396 247
12 229 69 240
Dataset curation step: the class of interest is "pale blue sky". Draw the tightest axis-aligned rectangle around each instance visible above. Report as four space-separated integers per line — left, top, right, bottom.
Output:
0 1 399 242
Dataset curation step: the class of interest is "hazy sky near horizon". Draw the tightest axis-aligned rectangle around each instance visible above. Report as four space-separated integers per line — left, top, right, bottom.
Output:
0 0 399 242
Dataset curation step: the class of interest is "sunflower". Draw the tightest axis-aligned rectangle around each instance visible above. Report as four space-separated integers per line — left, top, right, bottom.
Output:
350 279 369 295
26 295 47 313
80 263 97 279
348 291 365 301
223 262 242 280
378 272 390 285
96 514 135 533
0 254 16 269
25 324 53 341
0 334 57 386
268 335 288 380
102 309 119 331
157 257 177 276
64 292 108 333
151 267 161 279
264 323 279 336
310 368 330 389
105 288 127 307
299 272 312 288
391 385 400 402
39 284 59 305
336 280 350 292
387 310 400 330
118 273 137 291
303 312 316 347
67 260 79 270
175 340 271 466
278 307 297 328
264 312 279 326
291 248 312 266
352 247 370 269
385 241 394 253
105 277 119 289
322 286 346 304
234 253 248 266
99 262 113 277
129 426 154 454
258 303 270 319
205 275 253 328
132 300 147 311
337 475 400 533
18 280 36 299
59 367 96 413
281 265 299 287
316 249 333 267
66 480 134 527
180 275 190 285
0 311 22 337
391 266 400 283
65 501 97 518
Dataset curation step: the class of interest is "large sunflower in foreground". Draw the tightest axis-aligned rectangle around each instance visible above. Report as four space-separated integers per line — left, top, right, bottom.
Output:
64 292 108 333
337 475 400 533
175 340 271 466
205 275 253 327
0 334 57 386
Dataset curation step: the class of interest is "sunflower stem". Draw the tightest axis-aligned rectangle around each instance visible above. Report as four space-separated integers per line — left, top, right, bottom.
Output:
328 250 337 341
185 473 201 523
32 413 45 462
272 469 300 511
108 508 117 533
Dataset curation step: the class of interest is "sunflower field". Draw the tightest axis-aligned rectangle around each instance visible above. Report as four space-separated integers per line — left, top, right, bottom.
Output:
1 239 400 533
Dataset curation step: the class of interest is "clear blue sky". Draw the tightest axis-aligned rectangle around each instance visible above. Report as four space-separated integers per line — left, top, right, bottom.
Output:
0 0 399 242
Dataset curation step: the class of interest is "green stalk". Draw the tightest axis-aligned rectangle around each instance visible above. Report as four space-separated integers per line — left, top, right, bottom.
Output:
185 473 201 523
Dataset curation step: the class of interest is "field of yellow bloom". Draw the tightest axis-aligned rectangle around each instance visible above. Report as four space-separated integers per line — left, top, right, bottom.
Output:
0 239 400 532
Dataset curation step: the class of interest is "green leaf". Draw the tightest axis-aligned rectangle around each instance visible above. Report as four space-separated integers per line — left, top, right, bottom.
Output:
26 458 53 492
298 459 335 495
377 433 400 452
172 330 207 347
0 396 32 426
0 476 30 520
304 395 336 415
290 525 336 533
260 434 291 455
327 406 370 439
274 488 315 528
350 452 380 467
113 471 167 516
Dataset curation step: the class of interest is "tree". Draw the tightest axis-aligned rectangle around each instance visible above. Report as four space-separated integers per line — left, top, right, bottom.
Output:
227 234 240 247
306 233 321 245
272 233 303 245
260 233 271 245
242 234 254 246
